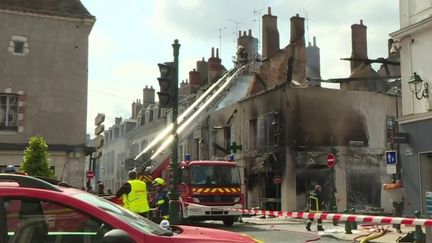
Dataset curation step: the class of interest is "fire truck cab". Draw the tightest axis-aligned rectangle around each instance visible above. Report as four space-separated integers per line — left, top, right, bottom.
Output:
178 155 243 226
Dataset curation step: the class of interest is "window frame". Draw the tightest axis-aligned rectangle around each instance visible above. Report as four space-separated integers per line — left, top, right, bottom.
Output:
0 93 19 131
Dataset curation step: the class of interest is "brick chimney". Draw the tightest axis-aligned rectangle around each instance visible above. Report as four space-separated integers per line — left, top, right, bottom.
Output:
290 14 307 86
350 20 368 72
131 99 142 119
197 57 208 85
208 47 222 83
142 85 155 108
189 69 200 93
237 29 258 63
262 7 280 59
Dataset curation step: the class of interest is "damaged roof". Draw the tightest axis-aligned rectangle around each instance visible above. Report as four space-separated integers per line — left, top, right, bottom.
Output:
0 0 94 19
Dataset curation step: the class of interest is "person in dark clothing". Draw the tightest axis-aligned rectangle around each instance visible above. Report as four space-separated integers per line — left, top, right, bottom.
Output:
151 177 170 222
306 185 324 231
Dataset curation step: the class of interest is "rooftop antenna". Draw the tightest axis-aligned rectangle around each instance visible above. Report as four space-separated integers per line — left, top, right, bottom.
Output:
301 2 310 45
253 7 266 52
216 26 226 57
228 18 244 51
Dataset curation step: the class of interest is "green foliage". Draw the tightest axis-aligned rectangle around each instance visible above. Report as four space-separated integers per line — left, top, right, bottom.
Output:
21 136 54 178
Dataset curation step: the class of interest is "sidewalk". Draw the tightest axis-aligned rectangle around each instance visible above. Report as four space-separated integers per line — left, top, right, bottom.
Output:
241 216 413 242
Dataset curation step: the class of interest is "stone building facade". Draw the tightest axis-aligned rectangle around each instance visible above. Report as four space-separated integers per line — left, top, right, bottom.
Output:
0 0 95 187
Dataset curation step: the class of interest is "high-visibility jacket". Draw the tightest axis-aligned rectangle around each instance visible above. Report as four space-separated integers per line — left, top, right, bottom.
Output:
124 180 150 214
308 190 322 212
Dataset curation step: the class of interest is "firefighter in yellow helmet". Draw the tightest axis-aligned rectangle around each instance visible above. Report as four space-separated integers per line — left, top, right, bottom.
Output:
115 170 150 217
151 177 169 222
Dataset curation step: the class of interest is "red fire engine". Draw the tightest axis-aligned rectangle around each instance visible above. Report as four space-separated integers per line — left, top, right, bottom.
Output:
177 154 243 226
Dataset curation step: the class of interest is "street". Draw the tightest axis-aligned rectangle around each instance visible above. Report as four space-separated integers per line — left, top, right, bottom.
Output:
186 218 350 243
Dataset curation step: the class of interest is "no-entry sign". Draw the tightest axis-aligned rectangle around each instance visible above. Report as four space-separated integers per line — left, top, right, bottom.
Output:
86 171 95 178
327 153 336 168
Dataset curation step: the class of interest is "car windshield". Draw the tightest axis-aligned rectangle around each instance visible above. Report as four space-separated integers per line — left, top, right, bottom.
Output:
72 192 172 236
190 165 240 186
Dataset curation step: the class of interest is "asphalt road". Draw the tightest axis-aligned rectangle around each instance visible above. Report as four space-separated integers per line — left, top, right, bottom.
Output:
185 220 350 243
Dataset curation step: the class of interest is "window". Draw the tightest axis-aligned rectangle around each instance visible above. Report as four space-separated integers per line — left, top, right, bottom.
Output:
249 119 257 149
149 110 154 122
0 94 18 131
14 41 24 54
4 198 110 243
8 35 29 56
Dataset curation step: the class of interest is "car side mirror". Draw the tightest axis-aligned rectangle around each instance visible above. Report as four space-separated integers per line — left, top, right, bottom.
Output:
101 229 134 243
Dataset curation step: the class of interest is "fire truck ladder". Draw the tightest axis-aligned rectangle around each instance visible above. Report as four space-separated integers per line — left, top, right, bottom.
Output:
135 64 248 174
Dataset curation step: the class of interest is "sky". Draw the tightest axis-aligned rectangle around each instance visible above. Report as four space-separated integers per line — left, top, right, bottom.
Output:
81 0 399 135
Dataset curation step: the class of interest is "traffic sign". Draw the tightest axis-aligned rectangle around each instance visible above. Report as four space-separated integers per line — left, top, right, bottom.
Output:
385 150 397 165
273 175 282 184
386 164 397 174
327 153 336 168
94 113 105 126
86 171 95 178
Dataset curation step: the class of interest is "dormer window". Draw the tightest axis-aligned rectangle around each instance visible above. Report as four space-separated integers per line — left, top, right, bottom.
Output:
8 35 29 56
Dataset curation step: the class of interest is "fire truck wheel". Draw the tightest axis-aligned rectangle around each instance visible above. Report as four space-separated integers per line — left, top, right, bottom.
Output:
222 217 235 226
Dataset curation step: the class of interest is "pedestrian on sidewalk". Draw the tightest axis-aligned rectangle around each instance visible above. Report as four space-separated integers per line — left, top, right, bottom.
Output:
384 179 404 233
306 184 324 231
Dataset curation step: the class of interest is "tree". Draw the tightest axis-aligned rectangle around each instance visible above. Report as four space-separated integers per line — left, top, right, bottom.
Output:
21 136 54 178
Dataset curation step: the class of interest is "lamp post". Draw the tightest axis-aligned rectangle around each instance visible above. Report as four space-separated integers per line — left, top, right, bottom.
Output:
169 39 181 224
408 72 428 100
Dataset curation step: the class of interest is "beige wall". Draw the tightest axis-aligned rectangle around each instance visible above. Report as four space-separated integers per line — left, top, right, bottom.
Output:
0 10 94 187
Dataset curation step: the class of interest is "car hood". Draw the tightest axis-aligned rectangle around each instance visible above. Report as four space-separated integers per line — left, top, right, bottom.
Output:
171 225 261 243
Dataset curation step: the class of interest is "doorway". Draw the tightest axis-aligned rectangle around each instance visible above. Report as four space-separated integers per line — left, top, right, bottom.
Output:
419 152 432 217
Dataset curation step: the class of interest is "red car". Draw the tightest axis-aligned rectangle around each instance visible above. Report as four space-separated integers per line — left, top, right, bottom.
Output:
0 174 261 243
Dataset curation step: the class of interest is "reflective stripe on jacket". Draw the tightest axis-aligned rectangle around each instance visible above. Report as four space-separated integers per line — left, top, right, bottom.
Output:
124 179 150 214
308 191 322 212
155 189 169 217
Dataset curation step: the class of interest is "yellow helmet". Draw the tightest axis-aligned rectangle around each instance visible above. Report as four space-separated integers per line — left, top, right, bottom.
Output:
152 177 165 186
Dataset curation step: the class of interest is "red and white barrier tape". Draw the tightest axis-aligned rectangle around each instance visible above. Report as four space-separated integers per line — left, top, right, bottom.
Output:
182 202 432 226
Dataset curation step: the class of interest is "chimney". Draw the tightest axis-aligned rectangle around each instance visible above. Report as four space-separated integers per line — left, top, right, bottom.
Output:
115 117 122 125
290 14 307 86
131 101 136 119
208 47 222 83
350 19 368 72
262 7 280 59
197 57 208 85
143 85 155 108
290 14 305 43
189 68 200 93
306 36 321 80
216 48 219 59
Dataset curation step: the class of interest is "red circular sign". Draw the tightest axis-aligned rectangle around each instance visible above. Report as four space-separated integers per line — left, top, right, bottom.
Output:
327 153 336 168
86 171 95 178
273 176 282 184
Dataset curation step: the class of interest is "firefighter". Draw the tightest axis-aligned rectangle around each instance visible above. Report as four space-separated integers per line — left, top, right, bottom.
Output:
151 177 169 222
115 170 150 217
306 184 325 231
236 45 248 65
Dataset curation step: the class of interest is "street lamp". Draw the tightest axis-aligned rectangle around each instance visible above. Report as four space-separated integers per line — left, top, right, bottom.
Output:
169 39 181 224
408 72 428 100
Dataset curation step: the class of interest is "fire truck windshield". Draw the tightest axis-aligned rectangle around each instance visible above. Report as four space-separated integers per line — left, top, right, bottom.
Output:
190 165 240 186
